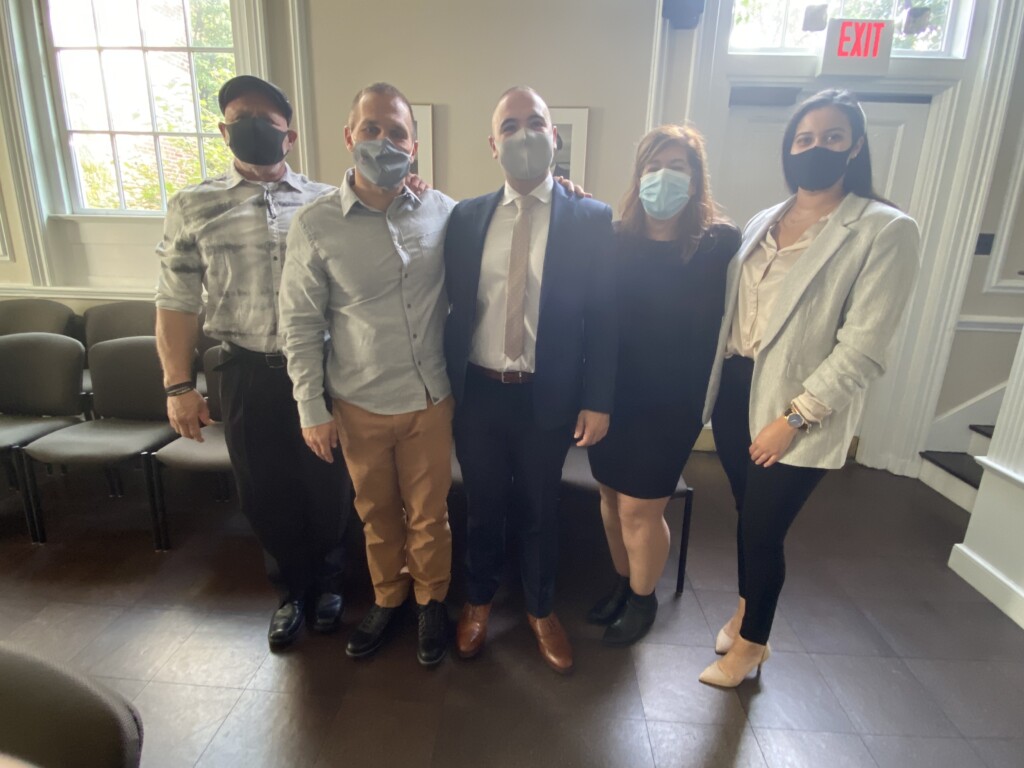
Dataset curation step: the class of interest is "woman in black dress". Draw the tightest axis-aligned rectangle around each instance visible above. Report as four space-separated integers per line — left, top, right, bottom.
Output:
587 124 740 645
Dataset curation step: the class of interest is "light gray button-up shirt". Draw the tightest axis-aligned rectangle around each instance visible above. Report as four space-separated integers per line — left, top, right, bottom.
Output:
155 163 335 353
279 170 455 427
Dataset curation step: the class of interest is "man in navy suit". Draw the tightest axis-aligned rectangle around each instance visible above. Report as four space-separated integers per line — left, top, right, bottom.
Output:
444 86 617 673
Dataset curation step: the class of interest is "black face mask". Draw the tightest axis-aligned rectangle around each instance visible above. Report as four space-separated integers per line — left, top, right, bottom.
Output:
225 117 288 166
785 145 852 192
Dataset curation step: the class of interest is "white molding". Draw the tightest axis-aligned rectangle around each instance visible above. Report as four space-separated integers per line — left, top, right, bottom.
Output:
286 0 316 178
956 315 1024 332
983 112 1024 294
949 543 1024 630
919 458 978 513
977 456 1024 491
927 380 1005 452
0 0 51 284
645 0 667 131
231 0 269 78
0 284 153 301
857 0 1024 476
0 180 11 262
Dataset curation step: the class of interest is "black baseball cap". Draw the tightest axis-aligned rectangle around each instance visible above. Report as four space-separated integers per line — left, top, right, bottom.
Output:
218 75 293 124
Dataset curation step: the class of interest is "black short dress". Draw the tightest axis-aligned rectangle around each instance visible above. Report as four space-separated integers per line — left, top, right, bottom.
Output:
588 223 741 499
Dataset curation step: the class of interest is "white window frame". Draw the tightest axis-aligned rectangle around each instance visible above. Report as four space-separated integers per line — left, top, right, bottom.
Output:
728 0 976 60
41 0 239 215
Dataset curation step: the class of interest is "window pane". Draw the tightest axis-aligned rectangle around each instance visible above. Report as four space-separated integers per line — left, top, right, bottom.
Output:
160 136 202 199
149 52 197 133
72 133 120 209
94 0 141 46
202 135 232 176
894 0 949 52
117 135 162 210
731 0 786 50
59 51 109 131
48 0 97 47
194 52 236 132
103 51 153 132
139 0 187 47
189 0 234 47
838 0 896 18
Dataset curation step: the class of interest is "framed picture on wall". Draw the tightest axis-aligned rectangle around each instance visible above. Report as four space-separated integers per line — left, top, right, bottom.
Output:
549 107 589 189
410 103 434 186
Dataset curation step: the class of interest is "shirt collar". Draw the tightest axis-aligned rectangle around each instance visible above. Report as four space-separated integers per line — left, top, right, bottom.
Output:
226 162 303 191
501 174 554 207
340 168 420 216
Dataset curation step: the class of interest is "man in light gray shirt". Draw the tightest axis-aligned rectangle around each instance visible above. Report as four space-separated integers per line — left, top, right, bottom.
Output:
279 82 454 666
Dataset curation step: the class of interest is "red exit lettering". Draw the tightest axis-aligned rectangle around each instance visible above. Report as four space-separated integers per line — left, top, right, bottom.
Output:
837 20 886 58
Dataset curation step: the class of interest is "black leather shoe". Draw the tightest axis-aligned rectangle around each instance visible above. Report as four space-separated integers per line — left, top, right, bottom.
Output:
603 591 658 647
417 600 449 667
345 605 397 659
310 592 343 634
268 600 305 650
587 576 631 625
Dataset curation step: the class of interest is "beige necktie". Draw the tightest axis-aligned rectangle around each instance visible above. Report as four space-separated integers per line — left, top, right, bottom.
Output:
504 195 537 362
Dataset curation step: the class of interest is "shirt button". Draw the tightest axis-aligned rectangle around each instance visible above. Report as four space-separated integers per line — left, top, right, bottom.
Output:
272 256 278 261
403 273 408 278
407 304 411 309
413 333 418 339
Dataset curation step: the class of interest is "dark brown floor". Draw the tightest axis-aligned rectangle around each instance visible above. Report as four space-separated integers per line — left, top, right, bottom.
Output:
1 452 1023 768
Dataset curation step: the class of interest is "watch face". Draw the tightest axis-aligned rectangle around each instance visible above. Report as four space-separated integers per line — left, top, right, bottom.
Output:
787 412 804 429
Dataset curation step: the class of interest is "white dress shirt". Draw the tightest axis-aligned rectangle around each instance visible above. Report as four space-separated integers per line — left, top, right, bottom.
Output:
469 175 554 372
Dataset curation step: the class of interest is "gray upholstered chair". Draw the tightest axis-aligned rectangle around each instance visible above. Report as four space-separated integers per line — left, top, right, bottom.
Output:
148 346 232 549
80 301 158 402
0 333 85 540
0 645 143 768
0 300 74 337
22 336 177 547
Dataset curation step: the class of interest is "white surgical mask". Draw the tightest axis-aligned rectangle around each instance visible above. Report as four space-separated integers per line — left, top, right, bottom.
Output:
638 168 691 220
498 128 554 181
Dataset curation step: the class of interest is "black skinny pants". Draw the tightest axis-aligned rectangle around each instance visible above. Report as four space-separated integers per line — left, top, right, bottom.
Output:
711 356 826 645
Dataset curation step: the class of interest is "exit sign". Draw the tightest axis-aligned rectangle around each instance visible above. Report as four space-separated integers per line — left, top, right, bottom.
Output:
819 18 894 77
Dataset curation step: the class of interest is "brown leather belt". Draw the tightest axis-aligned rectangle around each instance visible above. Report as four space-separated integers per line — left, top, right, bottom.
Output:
469 363 534 384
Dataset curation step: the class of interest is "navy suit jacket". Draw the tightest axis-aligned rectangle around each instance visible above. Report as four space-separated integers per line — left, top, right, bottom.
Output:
444 182 617 428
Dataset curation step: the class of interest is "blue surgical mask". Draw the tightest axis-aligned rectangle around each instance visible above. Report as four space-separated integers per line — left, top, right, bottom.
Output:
352 138 412 189
639 168 691 220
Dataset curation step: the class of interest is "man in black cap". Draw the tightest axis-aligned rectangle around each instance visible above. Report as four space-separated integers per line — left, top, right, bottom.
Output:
155 74 351 650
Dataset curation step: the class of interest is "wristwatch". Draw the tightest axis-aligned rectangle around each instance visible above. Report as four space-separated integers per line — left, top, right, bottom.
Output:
783 404 809 431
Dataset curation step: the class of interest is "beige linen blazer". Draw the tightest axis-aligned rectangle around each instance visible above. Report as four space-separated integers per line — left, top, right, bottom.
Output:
702 193 920 469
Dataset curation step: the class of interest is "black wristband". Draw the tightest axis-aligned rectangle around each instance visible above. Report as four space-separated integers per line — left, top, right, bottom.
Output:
165 382 195 397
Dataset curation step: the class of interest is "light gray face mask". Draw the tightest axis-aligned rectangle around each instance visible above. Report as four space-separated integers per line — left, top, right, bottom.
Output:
497 128 554 180
352 138 412 189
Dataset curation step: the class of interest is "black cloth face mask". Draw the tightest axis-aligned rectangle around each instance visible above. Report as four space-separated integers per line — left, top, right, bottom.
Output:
785 145 853 192
225 117 289 166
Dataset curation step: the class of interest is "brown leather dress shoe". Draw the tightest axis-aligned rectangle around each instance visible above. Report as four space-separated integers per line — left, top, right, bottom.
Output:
456 603 491 659
527 612 574 674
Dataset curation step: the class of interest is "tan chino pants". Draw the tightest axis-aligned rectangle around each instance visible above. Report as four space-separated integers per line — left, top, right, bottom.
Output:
333 395 453 607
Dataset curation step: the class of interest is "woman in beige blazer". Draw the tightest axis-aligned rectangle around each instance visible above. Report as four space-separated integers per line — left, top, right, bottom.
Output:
699 90 920 687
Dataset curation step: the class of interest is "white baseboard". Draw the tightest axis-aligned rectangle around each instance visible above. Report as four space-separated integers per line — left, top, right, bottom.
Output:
919 460 977 513
949 544 1024 630
927 383 1006 452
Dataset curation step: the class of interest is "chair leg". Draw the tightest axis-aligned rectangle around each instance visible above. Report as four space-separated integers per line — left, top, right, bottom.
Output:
2 452 17 490
12 449 37 542
144 455 170 551
22 453 46 544
676 488 694 596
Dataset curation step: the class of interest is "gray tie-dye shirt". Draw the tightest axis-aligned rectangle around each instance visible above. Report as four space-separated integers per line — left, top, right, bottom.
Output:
155 163 335 353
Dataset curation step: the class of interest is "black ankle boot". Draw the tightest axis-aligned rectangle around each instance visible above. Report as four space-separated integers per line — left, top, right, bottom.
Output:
602 590 658 646
587 576 631 625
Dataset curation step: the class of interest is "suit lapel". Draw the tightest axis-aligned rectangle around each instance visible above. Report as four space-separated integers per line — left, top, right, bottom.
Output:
462 188 504 314
758 193 870 351
537 182 568 320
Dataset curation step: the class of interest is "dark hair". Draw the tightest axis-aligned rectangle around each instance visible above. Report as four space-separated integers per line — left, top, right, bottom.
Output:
619 123 722 262
781 89 895 206
347 82 415 134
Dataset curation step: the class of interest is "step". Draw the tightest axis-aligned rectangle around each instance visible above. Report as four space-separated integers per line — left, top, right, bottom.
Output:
919 450 982 513
968 424 993 457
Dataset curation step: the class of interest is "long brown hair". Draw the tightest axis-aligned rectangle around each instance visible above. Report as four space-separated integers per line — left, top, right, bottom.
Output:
619 124 719 260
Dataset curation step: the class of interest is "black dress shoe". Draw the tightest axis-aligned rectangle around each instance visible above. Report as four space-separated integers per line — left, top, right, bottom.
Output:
345 605 397 659
603 591 658 647
587 576 631 625
268 600 305 650
417 600 449 667
310 592 343 634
